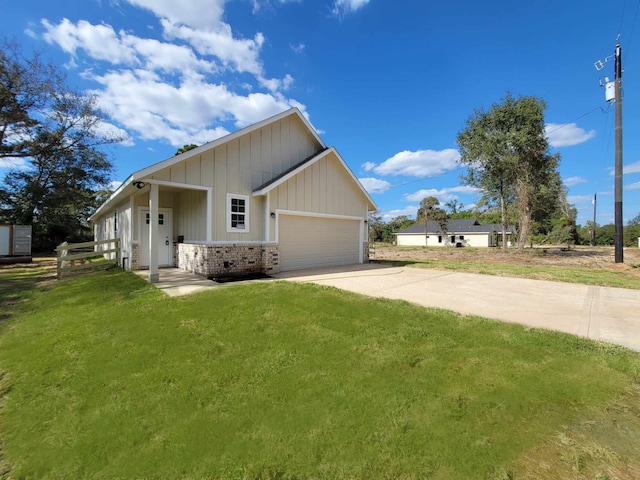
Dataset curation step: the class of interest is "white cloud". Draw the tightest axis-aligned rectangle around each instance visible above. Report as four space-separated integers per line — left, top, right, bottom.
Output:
381 206 419 221
405 185 480 203
563 176 587 187
0 158 28 169
290 42 305 54
40 5 306 149
545 123 596 148
332 0 371 15
624 161 640 175
42 19 217 74
362 161 376 171
160 19 265 75
108 180 123 190
92 121 134 146
85 68 301 146
358 177 391 194
125 0 226 31
567 195 595 204
628 182 640 191
374 149 460 178
42 19 138 65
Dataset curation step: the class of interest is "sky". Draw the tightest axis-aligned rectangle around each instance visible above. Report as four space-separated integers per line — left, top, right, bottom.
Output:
2 0 640 226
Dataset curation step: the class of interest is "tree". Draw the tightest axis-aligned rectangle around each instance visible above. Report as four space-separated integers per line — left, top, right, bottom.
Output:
445 199 463 214
175 144 198 155
0 39 119 251
457 94 560 251
417 196 448 246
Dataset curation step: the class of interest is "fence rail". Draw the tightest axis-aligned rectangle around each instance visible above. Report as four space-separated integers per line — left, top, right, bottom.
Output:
56 238 120 280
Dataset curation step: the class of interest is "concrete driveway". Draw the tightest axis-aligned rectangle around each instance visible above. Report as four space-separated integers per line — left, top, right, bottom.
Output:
273 263 640 352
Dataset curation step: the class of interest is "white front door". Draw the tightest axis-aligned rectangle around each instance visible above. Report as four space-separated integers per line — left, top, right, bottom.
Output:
140 208 172 267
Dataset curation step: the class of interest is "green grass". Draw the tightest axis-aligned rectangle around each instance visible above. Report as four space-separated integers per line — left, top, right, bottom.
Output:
375 258 640 289
1 268 640 479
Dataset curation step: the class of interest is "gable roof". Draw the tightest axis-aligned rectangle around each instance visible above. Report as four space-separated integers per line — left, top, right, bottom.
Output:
252 146 377 210
396 219 514 235
90 108 326 220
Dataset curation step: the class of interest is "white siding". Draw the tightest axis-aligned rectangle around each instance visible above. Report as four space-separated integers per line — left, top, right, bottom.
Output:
396 233 492 247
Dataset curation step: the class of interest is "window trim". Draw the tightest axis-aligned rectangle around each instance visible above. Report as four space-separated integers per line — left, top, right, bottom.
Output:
226 193 250 233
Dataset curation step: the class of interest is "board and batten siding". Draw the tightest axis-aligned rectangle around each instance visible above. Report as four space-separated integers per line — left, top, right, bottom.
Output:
267 151 369 242
146 114 321 242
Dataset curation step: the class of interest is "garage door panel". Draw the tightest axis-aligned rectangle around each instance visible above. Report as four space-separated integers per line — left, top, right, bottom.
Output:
279 215 360 271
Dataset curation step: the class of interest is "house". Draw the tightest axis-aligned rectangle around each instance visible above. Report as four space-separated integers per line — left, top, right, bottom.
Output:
90 108 377 282
394 219 513 247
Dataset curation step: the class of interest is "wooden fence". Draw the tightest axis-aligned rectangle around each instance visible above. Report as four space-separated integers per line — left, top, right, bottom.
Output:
56 238 120 280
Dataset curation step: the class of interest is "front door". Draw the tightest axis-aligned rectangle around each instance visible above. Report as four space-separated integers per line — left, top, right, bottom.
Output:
140 208 172 267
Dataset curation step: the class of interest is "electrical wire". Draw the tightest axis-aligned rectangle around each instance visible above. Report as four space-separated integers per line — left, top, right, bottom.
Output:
625 0 640 60
544 106 606 135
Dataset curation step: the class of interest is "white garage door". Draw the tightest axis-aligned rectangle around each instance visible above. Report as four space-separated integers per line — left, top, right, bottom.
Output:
279 215 361 271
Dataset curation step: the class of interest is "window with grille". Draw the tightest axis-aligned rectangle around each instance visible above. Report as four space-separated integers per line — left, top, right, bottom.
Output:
227 194 250 233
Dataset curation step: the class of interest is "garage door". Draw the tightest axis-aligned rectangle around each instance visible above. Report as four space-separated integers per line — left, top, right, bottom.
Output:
279 215 361 271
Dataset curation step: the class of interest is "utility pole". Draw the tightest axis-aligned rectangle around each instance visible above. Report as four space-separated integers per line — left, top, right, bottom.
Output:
595 40 624 261
591 193 597 246
614 42 623 263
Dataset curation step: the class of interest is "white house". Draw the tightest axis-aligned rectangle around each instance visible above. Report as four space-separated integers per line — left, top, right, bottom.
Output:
394 219 513 247
90 108 377 282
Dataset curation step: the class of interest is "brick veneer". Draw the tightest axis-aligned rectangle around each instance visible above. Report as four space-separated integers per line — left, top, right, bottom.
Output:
178 243 280 277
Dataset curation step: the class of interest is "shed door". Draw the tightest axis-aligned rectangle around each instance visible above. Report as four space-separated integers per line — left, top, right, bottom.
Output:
279 215 361 271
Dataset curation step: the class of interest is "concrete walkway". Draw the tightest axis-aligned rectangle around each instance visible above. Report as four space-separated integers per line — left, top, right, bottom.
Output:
273 264 640 352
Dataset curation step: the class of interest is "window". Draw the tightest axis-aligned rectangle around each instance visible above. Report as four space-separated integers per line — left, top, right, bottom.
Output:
145 213 164 225
227 194 250 233
438 235 443 243
114 211 118 234
450 235 455 243
459 235 464 240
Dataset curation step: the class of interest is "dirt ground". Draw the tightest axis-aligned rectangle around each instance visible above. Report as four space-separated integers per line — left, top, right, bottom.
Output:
371 244 640 274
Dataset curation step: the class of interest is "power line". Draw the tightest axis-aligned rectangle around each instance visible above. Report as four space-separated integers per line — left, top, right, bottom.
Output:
544 106 606 135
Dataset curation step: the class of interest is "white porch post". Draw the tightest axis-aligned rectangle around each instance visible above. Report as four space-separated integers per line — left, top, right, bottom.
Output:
149 183 159 283
206 188 213 242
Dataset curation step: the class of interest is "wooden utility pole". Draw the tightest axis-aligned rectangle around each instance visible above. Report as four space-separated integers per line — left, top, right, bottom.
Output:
591 193 597 246
614 42 623 263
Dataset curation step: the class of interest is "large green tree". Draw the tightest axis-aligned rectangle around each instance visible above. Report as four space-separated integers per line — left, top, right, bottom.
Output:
457 94 561 251
0 39 119 251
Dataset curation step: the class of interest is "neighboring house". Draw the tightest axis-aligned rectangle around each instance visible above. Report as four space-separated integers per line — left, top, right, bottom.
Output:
90 108 377 282
394 219 514 247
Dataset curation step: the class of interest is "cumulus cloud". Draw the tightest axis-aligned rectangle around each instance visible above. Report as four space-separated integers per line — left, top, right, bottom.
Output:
380 206 419 221
545 123 596 148
563 176 587 187
333 0 371 15
362 161 376 171
358 177 391 194
40 1 306 149
372 149 460 178
405 185 480 203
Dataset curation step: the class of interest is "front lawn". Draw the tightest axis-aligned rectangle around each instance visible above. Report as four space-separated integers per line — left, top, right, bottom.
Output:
1 269 639 479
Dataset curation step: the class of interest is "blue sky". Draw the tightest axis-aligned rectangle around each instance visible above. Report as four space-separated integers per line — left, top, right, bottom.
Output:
2 0 640 225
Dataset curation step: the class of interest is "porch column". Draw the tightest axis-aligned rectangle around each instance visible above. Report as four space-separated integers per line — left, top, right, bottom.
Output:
148 183 159 283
